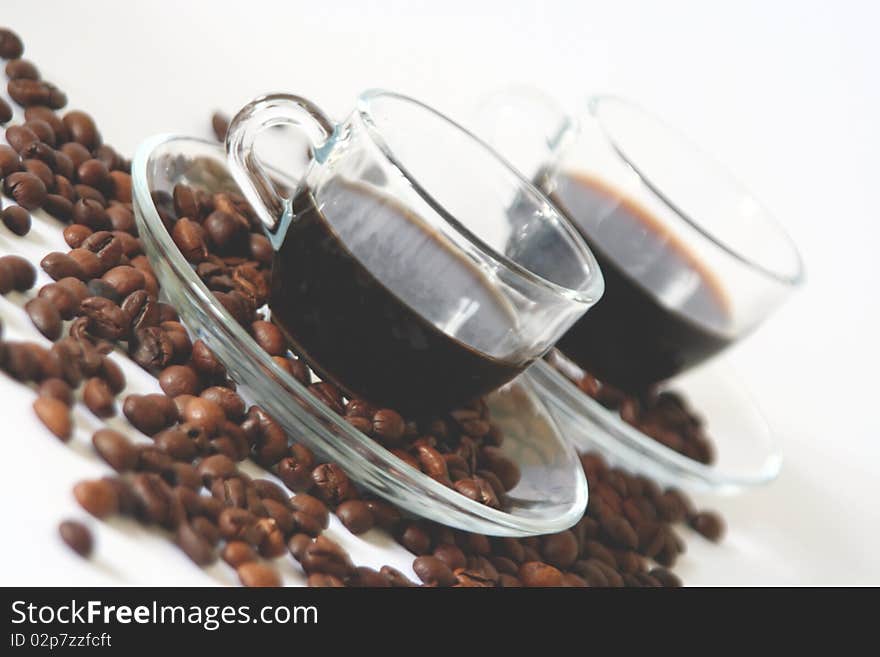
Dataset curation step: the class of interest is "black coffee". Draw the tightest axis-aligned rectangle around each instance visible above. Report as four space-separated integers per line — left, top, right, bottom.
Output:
547 171 732 393
269 178 529 413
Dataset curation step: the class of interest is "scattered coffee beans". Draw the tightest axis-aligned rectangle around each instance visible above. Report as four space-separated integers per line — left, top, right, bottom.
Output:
58 520 93 558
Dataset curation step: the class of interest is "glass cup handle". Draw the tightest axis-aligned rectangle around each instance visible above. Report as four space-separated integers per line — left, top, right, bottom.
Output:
225 93 335 244
475 86 577 184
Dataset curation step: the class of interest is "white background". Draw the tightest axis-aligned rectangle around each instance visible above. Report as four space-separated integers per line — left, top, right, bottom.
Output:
1 0 878 585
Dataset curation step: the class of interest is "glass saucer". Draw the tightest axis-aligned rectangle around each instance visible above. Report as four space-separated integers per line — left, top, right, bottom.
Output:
529 353 782 493
131 134 588 537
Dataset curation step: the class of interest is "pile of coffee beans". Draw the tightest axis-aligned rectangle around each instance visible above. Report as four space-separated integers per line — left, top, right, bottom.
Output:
559 363 715 465
0 25 724 586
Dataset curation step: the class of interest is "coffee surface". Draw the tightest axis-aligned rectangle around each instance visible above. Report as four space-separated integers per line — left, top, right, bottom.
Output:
548 171 732 392
269 178 528 412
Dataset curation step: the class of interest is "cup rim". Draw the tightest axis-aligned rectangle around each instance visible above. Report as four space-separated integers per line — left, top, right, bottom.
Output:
354 88 605 306
588 95 805 287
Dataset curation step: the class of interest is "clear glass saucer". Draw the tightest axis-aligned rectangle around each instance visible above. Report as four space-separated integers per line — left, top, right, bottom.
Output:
131 134 588 537
529 353 782 493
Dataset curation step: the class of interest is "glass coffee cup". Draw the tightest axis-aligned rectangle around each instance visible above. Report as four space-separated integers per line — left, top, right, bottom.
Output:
225 90 604 413
481 91 804 393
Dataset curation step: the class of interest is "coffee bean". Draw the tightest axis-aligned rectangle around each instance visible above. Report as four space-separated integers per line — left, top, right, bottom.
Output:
80 296 129 340
157 365 199 397
371 408 404 443
83 377 115 417
540 531 579 569
203 210 247 254
73 479 119 518
2 205 31 236
25 118 56 146
220 541 257 569
102 265 144 297
211 112 229 142
237 562 280 587
8 79 66 109
33 395 72 440
106 203 135 232
67 248 101 279
123 393 177 436
397 522 432 555
0 97 10 124
172 218 207 263
689 511 725 542
41 252 85 281
91 428 138 472
308 382 344 414
129 326 174 370
6 58 39 80
479 446 521 491
109 171 131 203
86 279 121 305
37 377 73 405
176 522 217 566
519 561 563 587
200 386 244 421
24 158 55 191
289 493 328 528
6 125 38 152
600 513 639 550
311 463 357 506
276 451 314 492
300 535 355 578
183 397 225 435
0 29 24 59
58 520 93 558
3 171 46 210
335 500 374 535
25 297 62 340
197 453 238 484
250 320 285 356
0 145 22 176
62 110 100 149
97 356 125 394
77 158 108 188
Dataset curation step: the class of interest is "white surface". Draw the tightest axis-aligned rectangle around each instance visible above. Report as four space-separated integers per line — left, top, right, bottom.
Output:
1 0 878 586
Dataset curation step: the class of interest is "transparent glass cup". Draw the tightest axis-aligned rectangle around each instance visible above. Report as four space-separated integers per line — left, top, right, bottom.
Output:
481 91 804 393
225 90 603 413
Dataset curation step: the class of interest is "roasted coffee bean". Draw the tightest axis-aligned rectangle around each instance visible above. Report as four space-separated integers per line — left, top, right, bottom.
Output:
0 255 32 294
32 396 72 440
371 409 405 443
63 225 92 249
95 356 125 395
299 535 355 578
67 248 102 279
432 543 467 571
8 79 67 109
200 386 244 421
129 326 174 370
452 477 499 508
80 296 128 340
413 556 457 587
203 210 247 254
83 377 115 418
42 194 72 220
183 397 225 435
0 145 22 176
190 339 225 379
77 158 108 188
123 393 177 436
600 513 639 550
70 199 108 231
62 110 100 149
0 97 10 123
41 252 84 281
518 561 563 587
416 444 450 483
120 289 158 331
197 453 238 484
25 297 62 340
130 473 179 527
109 171 131 203
249 233 272 265
24 158 55 190
217 507 260 543
75 184 106 207
222 541 258 569
106 202 135 232
21 140 56 168
335 500 374 535
539 531 579 570
0 29 24 59
397 522 432 555
91 428 138 472
307 382 344 415
176 522 216 566
159 365 200 397
73 479 119 518
154 427 197 461
289 493 328 528
25 118 55 146
2 205 31 236
6 58 39 80
37 377 73 405
3 171 46 210
82 231 123 269
6 125 38 152
159 321 191 362
689 511 725 542
172 218 207 263
25 106 67 140
211 112 229 141
276 453 314 493
237 562 280 587
58 520 93 558
311 463 357 506
101 265 144 297
250 320 285 356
